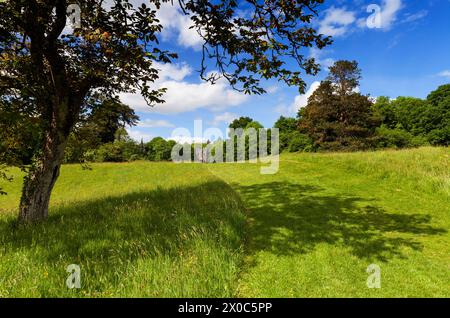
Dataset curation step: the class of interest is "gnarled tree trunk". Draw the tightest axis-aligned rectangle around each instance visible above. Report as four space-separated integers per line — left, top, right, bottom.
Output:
18 129 68 223
18 97 75 223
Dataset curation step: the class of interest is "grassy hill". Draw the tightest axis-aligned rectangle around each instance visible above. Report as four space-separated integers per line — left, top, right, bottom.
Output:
0 147 449 297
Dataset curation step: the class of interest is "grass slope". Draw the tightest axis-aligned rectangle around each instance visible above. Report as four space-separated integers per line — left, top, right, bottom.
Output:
0 147 449 297
0 163 246 297
209 147 450 297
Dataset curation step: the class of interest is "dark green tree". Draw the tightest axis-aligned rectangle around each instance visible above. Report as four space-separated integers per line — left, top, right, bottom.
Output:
299 60 377 150
92 129 141 162
229 117 254 130
146 137 175 161
373 85 449 146
372 96 396 129
327 60 361 96
274 116 313 152
274 116 297 151
86 98 139 144
63 97 139 163
274 116 298 133
427 84 450 106
425 85 450 145
244 121 264 130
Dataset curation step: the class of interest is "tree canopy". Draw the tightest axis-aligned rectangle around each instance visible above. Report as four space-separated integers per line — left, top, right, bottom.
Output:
299 60 377 150
373 85 450 146
84 97 139 144
229 117 255 130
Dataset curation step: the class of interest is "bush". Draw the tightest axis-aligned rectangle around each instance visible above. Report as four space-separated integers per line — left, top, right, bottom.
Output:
83 149 97 162
94 143 124 162
63 131 100 163
426 128 450 146
118 141 141 160
287 132 314 152
91 141 143 162
374 127 428 149
146 137 175 161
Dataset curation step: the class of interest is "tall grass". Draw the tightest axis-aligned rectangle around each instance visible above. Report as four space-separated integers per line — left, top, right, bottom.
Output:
210 147 450 297
0 147 448 297
324 147 449 196
0 164 246 297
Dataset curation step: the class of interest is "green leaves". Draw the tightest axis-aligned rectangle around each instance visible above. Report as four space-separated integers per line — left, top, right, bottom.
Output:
373 87 450 146
181 0 332 94
299 60 376 151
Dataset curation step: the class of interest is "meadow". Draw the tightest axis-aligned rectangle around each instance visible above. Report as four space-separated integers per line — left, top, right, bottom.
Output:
0 147 449 297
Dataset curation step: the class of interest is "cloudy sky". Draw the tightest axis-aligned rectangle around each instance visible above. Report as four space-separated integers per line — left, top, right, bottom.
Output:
119 0 450 142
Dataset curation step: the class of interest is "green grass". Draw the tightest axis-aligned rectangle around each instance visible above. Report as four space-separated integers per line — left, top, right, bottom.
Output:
0 163 246 297
0 147 449 297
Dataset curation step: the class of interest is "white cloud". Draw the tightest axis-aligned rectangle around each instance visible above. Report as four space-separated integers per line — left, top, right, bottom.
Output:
127 129 153 142
319 7 356 37
276 81 321 116
437 70 450 79
210 112 238 126
137 119 175 128
359 0 403 30
154 62 192 82
337 0 404 33
291 81 321 113
119 62 249 114
309 48 335 68
156 3 204 50
266 85 279 94
402 10 428 24
156 79 247 114
378 0 403 29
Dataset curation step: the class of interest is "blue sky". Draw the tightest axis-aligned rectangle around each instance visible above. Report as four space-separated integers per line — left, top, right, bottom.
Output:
122 0 450 143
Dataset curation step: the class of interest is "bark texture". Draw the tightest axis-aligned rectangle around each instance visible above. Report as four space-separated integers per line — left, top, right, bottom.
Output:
18 137 67 223
18 98 75 223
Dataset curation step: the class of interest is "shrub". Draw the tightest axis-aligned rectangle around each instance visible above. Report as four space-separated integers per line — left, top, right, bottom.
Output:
90 141 142 162
83 149 97 162
146 137 174 161
374 127 428 149
287 132 314 152
427 128 450 146
94 143 124 162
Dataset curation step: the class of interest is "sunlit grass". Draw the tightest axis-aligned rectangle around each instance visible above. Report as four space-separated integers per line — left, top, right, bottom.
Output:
0 147 448 297
209 147 450 297
0 164 246 297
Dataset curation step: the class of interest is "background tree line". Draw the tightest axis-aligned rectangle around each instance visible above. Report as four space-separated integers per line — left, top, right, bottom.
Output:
66 115 269 164
64 98 177 163
277 60 449 153
4 59 447 169
64 60 450 163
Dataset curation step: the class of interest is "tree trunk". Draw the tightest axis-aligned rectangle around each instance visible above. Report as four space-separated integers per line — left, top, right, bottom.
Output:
17 35 82 223
18 123 69 223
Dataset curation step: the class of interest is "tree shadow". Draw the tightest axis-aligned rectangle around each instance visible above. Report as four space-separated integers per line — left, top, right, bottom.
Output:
1 180 246 262
234 181 446 262
0 180 246 296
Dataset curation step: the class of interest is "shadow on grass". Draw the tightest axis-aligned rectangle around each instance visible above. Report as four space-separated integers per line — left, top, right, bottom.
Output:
0 180 246 293
235 182 446 262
